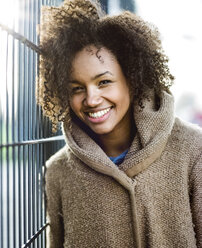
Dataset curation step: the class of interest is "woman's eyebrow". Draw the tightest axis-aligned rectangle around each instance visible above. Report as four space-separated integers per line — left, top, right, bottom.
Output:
69 80 81 85
91 71 113 80
69 71 113 84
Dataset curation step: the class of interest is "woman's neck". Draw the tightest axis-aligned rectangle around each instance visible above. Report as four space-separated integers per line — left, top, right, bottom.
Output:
96 112 136 157
72 107 136 157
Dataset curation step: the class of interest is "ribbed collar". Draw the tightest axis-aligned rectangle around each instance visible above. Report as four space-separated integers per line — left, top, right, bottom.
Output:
63 90 174 185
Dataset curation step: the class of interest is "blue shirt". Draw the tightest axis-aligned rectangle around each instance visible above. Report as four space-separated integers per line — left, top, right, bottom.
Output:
109 150 128 166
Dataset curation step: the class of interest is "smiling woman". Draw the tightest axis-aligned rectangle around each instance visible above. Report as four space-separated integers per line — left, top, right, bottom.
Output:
69 46 132 147
38 0 202 247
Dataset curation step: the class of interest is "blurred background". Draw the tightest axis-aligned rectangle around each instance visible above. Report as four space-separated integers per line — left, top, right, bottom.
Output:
136 0 202 126
0 0 202 247
105 0 202 126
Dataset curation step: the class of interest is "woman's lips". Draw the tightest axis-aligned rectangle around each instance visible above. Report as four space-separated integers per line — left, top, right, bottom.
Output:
85 107 112 123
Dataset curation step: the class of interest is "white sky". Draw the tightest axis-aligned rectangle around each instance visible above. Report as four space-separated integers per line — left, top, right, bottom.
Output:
135 0 202 119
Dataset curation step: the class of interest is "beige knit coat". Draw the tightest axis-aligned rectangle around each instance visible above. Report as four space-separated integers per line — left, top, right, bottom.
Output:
45 91 202 248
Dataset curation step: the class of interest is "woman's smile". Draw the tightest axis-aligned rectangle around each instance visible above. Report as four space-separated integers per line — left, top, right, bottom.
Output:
87 107 111 118
69 45 131 137
85 107 113 123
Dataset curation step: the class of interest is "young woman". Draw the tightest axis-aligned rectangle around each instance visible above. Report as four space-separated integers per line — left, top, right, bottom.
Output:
38 0 202 247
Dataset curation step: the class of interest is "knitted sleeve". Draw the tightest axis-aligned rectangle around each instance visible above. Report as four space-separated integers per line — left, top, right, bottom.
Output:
190 153 202 248
45 164 64 248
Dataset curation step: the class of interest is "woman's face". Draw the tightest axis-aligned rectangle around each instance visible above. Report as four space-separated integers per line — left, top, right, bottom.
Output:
69 45 131 137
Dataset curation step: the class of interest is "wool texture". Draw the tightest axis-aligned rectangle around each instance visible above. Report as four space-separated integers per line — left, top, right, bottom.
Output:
45 91 202 248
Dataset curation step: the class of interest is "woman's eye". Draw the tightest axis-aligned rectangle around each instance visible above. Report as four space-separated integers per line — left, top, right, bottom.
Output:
71 86 84 94
99 80 111 86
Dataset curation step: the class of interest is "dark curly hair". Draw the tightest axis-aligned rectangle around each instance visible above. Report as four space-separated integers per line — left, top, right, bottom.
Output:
37 0 174 131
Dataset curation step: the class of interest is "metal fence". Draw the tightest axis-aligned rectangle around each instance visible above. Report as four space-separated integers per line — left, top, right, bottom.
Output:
0 0 136 247
0 0 64 247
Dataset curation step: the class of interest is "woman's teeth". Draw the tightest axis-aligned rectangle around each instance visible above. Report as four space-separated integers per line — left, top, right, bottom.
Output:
88 107 111 118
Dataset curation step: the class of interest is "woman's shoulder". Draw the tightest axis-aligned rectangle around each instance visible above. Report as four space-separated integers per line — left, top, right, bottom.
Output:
45 145 70 172
171 117 202 156
173 117 202 139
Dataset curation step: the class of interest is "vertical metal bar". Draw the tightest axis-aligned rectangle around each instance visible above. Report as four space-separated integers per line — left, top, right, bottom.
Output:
40 143 44 248
36 143 40 248
31 145 36 248
22 40 27 246
17 2 24 245
0 32 3 247
36 0 42 243
5 31 10 248
22 0 27 245
29 1 35 247
38 143 42 248
25 0 29 244
23 144 27 245
17 39 22 247
33 0 38 246
14 37 19 248
11 34 16 248
34 2 38 248
26 0 32 245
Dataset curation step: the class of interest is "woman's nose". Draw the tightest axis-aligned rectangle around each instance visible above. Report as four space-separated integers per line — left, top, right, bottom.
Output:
83 88 102 107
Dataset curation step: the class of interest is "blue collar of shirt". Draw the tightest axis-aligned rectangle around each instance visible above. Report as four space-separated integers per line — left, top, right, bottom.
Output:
109 150 128 166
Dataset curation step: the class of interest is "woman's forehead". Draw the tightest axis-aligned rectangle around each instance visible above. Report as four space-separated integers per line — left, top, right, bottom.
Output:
73 45 115 63
70 45 124 84
71 46 117 75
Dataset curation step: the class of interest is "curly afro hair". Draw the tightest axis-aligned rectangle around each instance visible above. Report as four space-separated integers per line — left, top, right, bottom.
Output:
37 0 174 131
